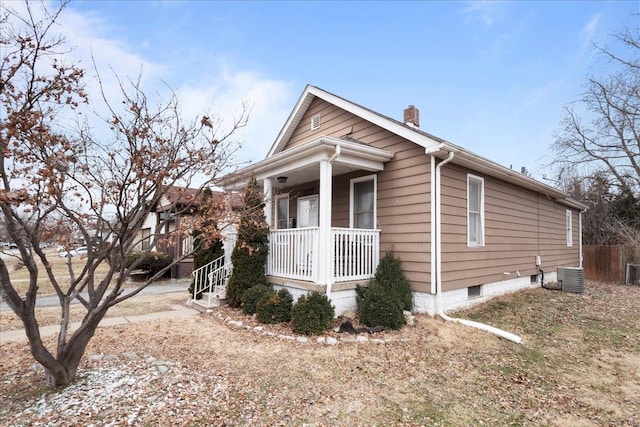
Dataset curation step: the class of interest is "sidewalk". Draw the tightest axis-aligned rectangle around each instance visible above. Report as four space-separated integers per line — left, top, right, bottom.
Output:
0 304 199 346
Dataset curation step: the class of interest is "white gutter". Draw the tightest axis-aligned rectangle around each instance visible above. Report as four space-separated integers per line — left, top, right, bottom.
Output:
434 151 522 344
324 145 341 300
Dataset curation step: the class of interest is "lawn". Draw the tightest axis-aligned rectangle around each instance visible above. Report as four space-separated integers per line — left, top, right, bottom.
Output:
0 248 110 296
0 280 638 426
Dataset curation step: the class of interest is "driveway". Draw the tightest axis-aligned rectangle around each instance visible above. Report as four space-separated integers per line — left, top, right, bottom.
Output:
0 280 190 312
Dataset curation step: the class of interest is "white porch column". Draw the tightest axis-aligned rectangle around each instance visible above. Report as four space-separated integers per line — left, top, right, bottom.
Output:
318 159 332 293
263 178 273 228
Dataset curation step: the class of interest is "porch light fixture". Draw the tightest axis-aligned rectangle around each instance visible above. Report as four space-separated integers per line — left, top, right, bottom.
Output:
277 176 288 184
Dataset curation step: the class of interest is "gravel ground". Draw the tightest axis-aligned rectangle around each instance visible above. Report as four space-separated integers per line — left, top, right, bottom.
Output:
1 281 639 426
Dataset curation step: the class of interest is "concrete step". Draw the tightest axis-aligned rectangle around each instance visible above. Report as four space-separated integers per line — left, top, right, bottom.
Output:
190 296 227 313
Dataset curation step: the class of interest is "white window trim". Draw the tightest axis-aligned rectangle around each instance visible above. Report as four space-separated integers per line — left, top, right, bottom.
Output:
275 193 289 229
141 227 151 251
349 174 377 229
467 174 485 248
566 210 573 247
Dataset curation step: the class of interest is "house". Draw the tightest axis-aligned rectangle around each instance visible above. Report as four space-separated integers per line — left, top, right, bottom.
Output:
136 185 204 279
220 85 586 316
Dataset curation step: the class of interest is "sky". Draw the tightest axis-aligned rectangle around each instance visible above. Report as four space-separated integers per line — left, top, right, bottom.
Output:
10 0 640 183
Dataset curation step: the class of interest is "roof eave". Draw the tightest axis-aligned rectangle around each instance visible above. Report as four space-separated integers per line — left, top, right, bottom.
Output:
220 136 393 190
429 144 586 209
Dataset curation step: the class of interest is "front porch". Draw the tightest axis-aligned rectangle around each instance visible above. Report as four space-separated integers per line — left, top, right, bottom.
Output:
221 136 394 312
267 226 380 283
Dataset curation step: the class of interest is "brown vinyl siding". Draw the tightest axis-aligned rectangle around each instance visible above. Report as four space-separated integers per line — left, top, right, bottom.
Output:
278 97 580 295
283 98 432 292
440 164 580 291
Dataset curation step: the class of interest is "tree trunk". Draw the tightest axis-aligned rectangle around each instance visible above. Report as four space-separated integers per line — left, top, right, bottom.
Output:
26 308 106 388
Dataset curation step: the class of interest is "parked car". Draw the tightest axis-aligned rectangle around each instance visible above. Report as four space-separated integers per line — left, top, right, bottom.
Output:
75 246 88 256
58 249 77 258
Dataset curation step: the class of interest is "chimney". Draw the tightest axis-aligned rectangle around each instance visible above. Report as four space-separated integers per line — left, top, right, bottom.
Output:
404 105 419 127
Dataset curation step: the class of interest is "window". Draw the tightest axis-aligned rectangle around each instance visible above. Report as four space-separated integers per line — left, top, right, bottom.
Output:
566 210 573 247
467 175 484 247
311 114 321 130
141 228 151 251
350 175 376 229
276 195 289 229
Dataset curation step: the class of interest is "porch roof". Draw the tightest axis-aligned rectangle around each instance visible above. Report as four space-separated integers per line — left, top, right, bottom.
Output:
219 136 394 190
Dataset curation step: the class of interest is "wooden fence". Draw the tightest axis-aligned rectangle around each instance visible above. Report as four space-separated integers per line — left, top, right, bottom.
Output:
583 245 624 283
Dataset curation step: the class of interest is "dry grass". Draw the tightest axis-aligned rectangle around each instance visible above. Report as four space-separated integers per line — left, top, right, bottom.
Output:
1 281 639 426
1 248 110 296
0 293 188 332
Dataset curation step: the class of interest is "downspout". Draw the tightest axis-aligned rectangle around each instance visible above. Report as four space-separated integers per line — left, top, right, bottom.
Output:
579 207 587 269
434 151 522 344
324 144 341 300
328 144 341 163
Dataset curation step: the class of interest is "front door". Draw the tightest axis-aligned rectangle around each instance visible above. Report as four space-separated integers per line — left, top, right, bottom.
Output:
297 195 319 227
296 195 318 273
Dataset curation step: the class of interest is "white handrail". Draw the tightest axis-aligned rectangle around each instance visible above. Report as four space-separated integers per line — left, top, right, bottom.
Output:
192 254 225 299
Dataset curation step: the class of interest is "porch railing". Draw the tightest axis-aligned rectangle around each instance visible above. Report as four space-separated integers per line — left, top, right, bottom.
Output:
266 227 380 283
267 227 319 282
332 227 380 282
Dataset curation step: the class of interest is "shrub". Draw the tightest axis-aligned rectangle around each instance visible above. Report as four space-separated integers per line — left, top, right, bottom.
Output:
242 284 273 315
291 292 335 336
374 248 413 311
256 288 293 324
125 252 173 278
226 178 270 307
355 283 368 310
359 283 405 330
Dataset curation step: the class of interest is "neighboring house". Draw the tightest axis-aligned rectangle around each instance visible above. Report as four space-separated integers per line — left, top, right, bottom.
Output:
136 185 204 279
220 85 586 316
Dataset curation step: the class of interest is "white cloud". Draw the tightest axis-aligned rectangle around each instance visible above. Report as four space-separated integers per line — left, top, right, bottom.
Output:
5 1 295 172
580 14 602 54
462 1 506 28
175 69 295 164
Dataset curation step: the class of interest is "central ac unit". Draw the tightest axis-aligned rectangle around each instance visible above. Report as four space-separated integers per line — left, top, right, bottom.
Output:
557 267 584 293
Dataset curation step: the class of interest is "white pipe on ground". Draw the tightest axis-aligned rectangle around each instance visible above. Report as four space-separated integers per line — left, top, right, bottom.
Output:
434 151 522 344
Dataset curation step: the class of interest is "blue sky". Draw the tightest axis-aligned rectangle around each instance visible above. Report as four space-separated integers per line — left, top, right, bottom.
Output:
27 1 640 181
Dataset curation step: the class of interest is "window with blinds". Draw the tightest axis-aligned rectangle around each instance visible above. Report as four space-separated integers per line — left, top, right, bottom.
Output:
350 176 376 229
467 175 484 247
566 210 573 247
276 195 289 229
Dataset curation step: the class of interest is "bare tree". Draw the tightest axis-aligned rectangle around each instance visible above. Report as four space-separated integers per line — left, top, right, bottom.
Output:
0 1 245 388
553 25 640 194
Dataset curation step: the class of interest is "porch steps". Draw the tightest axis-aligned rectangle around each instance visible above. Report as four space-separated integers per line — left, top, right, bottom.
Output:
190 293 227 313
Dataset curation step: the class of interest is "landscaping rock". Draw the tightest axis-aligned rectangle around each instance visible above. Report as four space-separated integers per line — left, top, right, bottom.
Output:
403 310 415 326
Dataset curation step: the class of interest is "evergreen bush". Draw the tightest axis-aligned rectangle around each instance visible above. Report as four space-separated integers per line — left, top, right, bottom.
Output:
226 178 270 307
374 248 413 311
291 292 335 336
241 284 273 315
359 283 405 330
256 288 293 324
125 252 173 278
